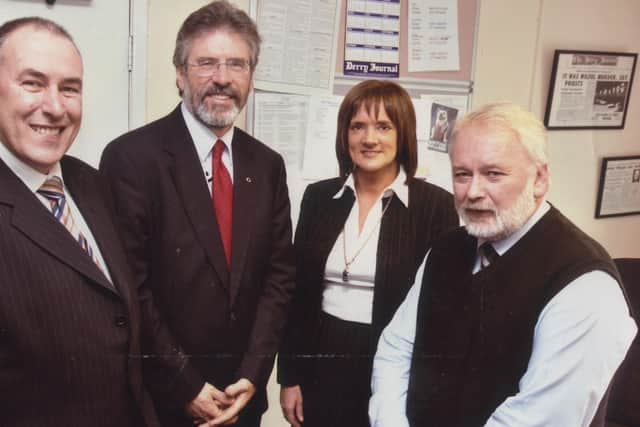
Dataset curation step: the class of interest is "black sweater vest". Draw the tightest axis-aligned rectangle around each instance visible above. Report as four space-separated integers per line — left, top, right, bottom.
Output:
407 206 620 427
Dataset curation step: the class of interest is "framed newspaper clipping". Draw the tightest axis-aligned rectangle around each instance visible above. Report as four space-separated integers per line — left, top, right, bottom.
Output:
595 155 640 218
544 50 637 130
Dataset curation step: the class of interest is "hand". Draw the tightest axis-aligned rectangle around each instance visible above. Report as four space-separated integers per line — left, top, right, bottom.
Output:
280 385 304 427
200 378 256 426
186 382 233 424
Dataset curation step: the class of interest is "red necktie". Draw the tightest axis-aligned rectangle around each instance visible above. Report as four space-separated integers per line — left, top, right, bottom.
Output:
212 140 233 266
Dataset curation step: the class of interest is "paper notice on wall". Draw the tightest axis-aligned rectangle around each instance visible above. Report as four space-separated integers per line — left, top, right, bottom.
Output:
408 0 460 72
413 95 468 192
418 93 468 152
253 92 309 170
302 95 343 180
344 0 400 78
254 0 340 95
253 92 342 181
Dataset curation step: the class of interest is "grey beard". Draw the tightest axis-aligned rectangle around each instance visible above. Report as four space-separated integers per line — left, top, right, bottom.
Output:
183 82 242 129
459 179 536 241
194 101 239 129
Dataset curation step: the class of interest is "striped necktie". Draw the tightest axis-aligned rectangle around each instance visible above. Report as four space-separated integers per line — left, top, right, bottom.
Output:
37 176 105 274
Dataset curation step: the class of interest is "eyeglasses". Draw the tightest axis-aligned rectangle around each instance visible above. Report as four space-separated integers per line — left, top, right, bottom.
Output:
186 58 251 77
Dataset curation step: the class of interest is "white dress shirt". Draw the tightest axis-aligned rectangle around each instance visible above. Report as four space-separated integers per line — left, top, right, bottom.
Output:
369 201 637 427
0 142 112 283
322 168 409 324
181 102 235 192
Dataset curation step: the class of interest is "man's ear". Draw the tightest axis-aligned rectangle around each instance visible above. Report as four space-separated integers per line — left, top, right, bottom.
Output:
176 66 186 95
533 163 549 199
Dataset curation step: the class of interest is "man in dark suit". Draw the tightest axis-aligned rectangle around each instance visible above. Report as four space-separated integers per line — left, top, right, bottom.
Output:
100 2 295 426
0 17 224 427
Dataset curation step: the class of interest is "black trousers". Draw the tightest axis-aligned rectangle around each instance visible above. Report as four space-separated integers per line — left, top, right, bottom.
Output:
300 311 373 427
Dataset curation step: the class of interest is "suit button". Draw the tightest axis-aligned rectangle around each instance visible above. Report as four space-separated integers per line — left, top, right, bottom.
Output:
115 316 128 327
229 312 237 322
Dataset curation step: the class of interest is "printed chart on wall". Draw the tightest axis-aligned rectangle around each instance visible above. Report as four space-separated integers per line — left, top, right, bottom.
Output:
407 0 459 72
253 0 342 95
344 0 400 77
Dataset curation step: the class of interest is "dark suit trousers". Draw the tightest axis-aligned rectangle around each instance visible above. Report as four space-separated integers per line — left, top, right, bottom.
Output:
301 312 372 427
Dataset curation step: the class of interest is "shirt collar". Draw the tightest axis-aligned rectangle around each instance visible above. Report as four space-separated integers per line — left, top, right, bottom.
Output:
181 102 234 162
333 167 409 207
0 140 63 193
479 200 550 256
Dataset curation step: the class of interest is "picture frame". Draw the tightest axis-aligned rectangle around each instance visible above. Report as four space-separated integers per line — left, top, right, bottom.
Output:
544 50 637 130
595 155 640 218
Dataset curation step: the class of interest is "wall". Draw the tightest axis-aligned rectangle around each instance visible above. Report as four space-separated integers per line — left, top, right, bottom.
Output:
474 0 640 257
145 1 640 425
147 0 208 120
146 0 248 128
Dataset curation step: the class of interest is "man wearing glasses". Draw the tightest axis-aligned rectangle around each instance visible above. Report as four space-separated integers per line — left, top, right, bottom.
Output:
100 2 295 426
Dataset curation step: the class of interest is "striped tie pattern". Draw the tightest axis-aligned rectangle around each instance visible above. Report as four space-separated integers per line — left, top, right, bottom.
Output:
38 176 104 273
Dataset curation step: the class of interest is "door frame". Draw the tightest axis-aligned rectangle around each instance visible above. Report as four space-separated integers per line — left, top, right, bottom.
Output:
130 0 148 128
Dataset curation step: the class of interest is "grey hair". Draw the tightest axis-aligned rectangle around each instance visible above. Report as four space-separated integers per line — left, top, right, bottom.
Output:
449 102 549 167
173 0 261 71
0 17 78 60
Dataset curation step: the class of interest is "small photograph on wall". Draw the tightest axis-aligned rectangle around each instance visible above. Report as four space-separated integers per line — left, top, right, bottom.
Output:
427 103 458 153
593 80 629 113
544 50 637 129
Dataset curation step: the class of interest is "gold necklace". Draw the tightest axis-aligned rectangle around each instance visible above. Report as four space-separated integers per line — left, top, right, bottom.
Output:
342 195 393 282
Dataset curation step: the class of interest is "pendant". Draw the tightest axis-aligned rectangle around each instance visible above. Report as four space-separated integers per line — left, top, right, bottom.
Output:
342 269 349 282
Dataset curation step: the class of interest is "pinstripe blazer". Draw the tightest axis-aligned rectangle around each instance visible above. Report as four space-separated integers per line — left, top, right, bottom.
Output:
0 156 196 427
277 176 459 386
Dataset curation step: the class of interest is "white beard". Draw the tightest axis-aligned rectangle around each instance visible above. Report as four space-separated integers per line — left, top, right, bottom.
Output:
183 82 241 129
193 100 239 129
459 178 537 241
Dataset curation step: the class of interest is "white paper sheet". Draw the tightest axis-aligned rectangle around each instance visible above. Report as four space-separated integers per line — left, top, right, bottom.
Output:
253 92 309 170
302 95 343 180
253 0 341 95
408 0 460 72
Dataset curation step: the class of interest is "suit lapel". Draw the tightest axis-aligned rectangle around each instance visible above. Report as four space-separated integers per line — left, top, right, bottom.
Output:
374 194 411 281
370 194 410 324
62 158 125 297
0 159 118 295
228 131 255 305
312 184 355 268
164 106 230 289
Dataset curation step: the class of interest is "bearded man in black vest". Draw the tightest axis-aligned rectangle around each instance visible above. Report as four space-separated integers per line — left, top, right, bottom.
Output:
369 102 637 427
